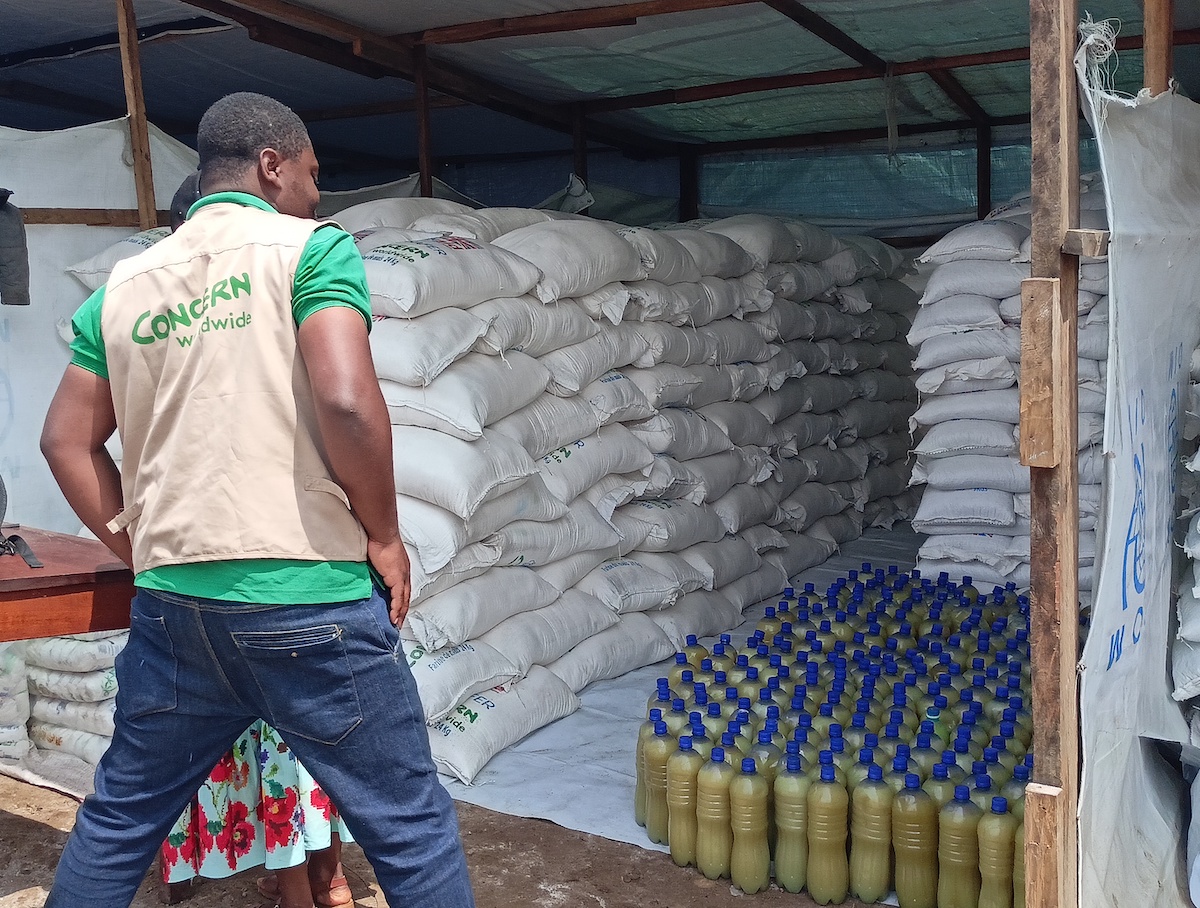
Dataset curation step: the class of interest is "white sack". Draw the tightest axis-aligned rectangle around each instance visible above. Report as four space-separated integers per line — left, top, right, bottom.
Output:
660 228 755 278
490 394 600 461
66 227 170 290
408 207 552 241
649 590 743 649
612 500 727 552
679 536 762 589
907 295 1005 346
406 641 521 724
703 214 798 268
583 471 650 520
332 197 472 233
621 364 705 408
406 566 561 651
491 498 622 567
25 634 127 672
720 561 790 612
919 260 1030 307
918 220 1029 265
534 550 610 594
576 559 682 613
470 296 598 357
571 282 632 324
711 483 785 534
26 665 118 703
617 227 701 284
545 612 675 693
409 541 502 606
480 591 620 675
912 487 1016 530
370 310 490 387
29 694 116 737
910 388 1020 430
492 221 647 302
762 532 839 578
540 327 648 397
581 370 656 425
28 721 110 766
913 420 1015 459
626 408 734 459
536 424 654 504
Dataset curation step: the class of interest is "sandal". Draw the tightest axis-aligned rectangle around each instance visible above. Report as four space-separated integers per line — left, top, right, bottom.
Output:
256 873 353 908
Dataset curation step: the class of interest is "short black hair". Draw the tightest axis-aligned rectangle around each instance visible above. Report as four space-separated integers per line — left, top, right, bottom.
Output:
197 92 311 186
169 172 201 231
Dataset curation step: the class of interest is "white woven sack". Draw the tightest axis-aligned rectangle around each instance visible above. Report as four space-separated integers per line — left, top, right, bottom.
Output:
721 560 790 612
540 330 641 397
859 310 900 343
360 234 542 317
625 280 706 323
576 559 682 613
408 207 552 241
627 408 734 460
913 328 1021 371
819 247 877 287
492 220 646 302
406 567 561 651
470 296 597 357
697 401 775 447
629 324 715 368
918 534 1031 576
642 454 704 502
409 541 502 606
537 424 654 504
703 214 797 268
875 279 920 314
712 483 785 535
649 590 743 649
919 260 1029 308
726 363 774 402
910 388 1020 430
734 271 775 315
841 235 906 279
614 500 727 552
912 453 1030 493
998 289 1101 325
29 720 110 766
621 364 704 408
25 634 127 672
617 227 701 284
0 686 28 727
490 393 600 461
581 370 656 425
770 457 819 500
839 340 888 372
582 471 650 520
491 498 622 567
627 551 710 594
679 536 762 589
801 442 870 484
862 432 910 465
428 666 581 784
759 299 821 342
915 357 1017 396
779 219 843 263
754 375 856 421
763 532 838 578
851 370 916 403
534 550 610 593
912 487 1016 530
331 197 472 233
907 295 1005 346
839 400 906 438
380 352 549 439
775 412 841 449
918 220 1029 265
807 301 861 341
480 590 620 675
29 694 116 737
27 665 118 703
661 228 756 278
779 482 849 531
765 262 836 303
371 310 490 387
914 419 1016 459
546 612 675 693
676 365 737 409
391 426 538 519
66 227 170 290
806 509 864 546
684 450 767 503
698 321 775 366
689 277 744 326
406 641 521 724
572 282 632 325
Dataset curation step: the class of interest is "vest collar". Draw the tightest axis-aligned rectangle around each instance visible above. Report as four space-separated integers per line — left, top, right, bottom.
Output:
186 191 276 221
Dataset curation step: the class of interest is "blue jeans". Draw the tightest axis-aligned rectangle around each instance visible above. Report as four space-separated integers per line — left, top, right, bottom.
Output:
45 587 475 908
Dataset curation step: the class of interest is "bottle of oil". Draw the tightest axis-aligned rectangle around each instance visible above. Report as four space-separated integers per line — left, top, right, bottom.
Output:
667 653 691 692
922 762 957 809
978 796 1018 908
695 746 735 880
635 707 664 827
937 784 983 908
1013 819 1025 908
847 747 876 793
683 634 709 667
848 763 893 903
729 758 771 894
666 736 705 867
773 753 810 893
1000 764 1028 820
806 764 850 905
908 732 940 781
892 773 938 908
643 720 674 845
664 698 691 738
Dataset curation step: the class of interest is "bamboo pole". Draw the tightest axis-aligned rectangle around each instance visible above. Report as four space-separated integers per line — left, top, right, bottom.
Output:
1145 0 1175 94
115 0 156 230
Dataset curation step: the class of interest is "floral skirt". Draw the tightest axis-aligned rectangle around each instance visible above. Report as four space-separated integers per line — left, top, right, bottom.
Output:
160 721 353 883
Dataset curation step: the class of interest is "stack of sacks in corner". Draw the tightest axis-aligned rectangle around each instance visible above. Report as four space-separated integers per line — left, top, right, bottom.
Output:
906 181 1109 603
1171 344 1200 703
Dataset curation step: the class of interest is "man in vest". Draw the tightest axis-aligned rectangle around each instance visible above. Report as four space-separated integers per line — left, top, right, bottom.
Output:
39 92 476 908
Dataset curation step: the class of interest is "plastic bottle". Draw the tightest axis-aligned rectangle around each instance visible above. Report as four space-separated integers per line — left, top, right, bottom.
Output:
892 773 938 908
643 720 674 845
683 634 709 667
978 796 1018 908
737 666 763 705
885 754 912 793
635 708 664 827
970 774 994 812
1013 820 1026 908
909 732 940 781
647 680 675 717
664 698 691 738
1000 764 1029 820
708 641 736 675
806 764 850 905
729 758 771 894
666 736 705 867
667 653 691 692
773 754 810 893
937 784 983 908
849 763 893 903
695 747 735 880
848 747 876 793
923 762 957 808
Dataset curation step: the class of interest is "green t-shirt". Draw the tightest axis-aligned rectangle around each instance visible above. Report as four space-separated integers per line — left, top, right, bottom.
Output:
69 192 374 605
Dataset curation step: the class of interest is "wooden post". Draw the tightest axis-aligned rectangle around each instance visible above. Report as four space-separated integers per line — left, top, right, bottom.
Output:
976 123 993 219
115 0 156 230
679 151 700 221
1023 1 1080 908
1145 0 1175 94
414 44 434 197
572 105 589 184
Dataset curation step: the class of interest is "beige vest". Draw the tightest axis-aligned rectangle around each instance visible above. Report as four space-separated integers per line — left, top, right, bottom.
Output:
102 200 367 573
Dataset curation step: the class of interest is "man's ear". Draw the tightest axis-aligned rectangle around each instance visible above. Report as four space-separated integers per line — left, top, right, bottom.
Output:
258 147 284 190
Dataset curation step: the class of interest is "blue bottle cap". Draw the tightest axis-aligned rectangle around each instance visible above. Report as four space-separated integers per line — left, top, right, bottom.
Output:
1014 764 1030 782
738 697 751 710
681 670 694 684
711 747 726 763
742 758 757 773
905 773 921 790
708 703 722 718
933 763 949 779
679 736 693 751
867 764 884 781
654 721 668 735
786 754 801 773
672 698 686 711
975 774 992 791
892 755 907 772
820 765 837 783
725 686 739 701
786 740 799 755
865 733 879 749
686 635 699 646
721 732 736 747
992 796 1009 814
649 708 663 721
954 784 971 801
896 744 911 760
819 750 833 765
674 653 687 665
758 729 772 744
859 747 874 764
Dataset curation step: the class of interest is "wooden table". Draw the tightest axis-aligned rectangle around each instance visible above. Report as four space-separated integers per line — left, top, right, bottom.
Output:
0 526 133 643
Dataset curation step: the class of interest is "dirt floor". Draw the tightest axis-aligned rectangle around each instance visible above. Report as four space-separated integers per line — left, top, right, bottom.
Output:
0 774 876 908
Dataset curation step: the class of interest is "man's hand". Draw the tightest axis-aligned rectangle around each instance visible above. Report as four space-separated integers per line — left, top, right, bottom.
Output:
368 537 411 627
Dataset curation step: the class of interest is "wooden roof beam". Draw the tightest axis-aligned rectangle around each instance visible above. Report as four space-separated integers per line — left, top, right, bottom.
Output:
408 0 758 45
927 68 991 124
300 95 469 122
760 0 887 72
0 16 229 70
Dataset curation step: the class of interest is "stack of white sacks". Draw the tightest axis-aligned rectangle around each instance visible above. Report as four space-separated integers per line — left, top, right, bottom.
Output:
1172 346 1200 703
3 200 920 782
907 182 1110 604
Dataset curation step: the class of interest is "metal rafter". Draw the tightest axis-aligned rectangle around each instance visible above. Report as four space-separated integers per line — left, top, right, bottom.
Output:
0 16 230 70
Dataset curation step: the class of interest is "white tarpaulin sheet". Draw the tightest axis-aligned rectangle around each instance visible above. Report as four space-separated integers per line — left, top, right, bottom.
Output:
1076 28 1199 907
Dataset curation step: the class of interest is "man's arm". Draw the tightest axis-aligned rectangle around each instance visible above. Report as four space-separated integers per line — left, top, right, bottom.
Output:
296 306 410 625
40 365 132 568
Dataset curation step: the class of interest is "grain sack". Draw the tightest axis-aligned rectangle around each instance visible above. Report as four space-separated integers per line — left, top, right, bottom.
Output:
910 387 1020 430
571 282 632 324
470 296 598 357
661 227 756 278
581 370 656 425
492 220 646 302
66 227 170 290
918 534 1031 577
703 214 797 268
28 721 110 766
29 695 116 737
740 523 790 553
918 220 1029 265
537 424 654 504
780 219 844 263
480 591 620 675
491 498 622 567
625 280 706 323
613 500 727 552
408 207 552 241
915 356 1017 396
907 295 1005 346
696 401 777 447
409 541 502 606
617 226 701 284
540 328 647 397
545 612 675 693
576 559 682 613
27 665 118 703
721 561 790 612
692 277 745 325
878 341 916 375
370 310 490 387
649 590 743 649
799 442 869 483
428 666 581 784
0 684 28 728
677 365 744 410
862 432 910 465
679 536 762 589
753 375 856 421
685 448 774 503
754 298 821 342
627 551 710 594
725 363 774 402
711 483 785 534
391 426 538 519
839 400 907 439
806 509 864 546
875 279 920 314
642 454 703 502
833 280 880 316
762 532 838 578
406 567 561 652
25 634 127 672
919 261 1029 307
818 247 877 287
628 324 715 368
583 472 651 520
851 369 916 403
914 419 1017 459
331 197 472 233
697 320 775 365
912 328 1021 371
841 235 907 279
489 394 600 461
911 454 1030 493
534 550 610 594
807 301 862 342
762 349 807 392
406 641 521 724
858 310 900 343
998 289 1101 324
771 457 820 499
627 408 734 460
622 364 706 408
779 482 850 531
765 262 836 303
863 463 911 500
775 412 842 449
360 234 542 317
912 488 1017 531
380 351 549 439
